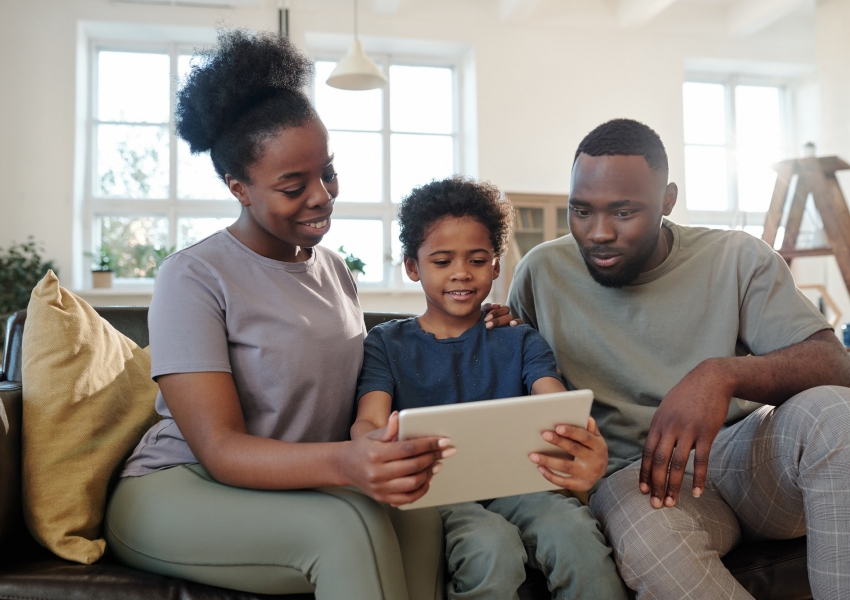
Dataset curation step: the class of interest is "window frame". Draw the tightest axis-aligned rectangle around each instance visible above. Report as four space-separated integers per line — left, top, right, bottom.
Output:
309 51 465 290
683 74 794 233
84 39 239 287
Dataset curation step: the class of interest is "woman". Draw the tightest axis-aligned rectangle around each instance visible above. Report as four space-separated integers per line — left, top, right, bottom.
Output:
105 30 512 600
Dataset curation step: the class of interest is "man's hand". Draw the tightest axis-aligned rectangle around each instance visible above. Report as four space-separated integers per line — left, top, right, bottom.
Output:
639 361 732 508
344 412 455 507
529 417 608 491
482 303 523 329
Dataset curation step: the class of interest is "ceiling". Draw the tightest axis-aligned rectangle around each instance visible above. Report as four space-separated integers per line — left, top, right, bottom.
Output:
112 0 817 38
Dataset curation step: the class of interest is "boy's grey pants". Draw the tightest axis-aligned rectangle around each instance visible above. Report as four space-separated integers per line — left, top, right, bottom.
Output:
439 491 629 600
590 385 850 600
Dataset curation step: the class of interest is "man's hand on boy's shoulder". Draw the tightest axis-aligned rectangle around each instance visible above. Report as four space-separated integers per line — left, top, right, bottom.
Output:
482 303 523 329
529 416 608 492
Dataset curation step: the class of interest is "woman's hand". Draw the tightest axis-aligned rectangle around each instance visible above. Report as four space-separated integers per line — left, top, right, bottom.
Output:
343 412 454 507
529 417 608 492
482 303 523 329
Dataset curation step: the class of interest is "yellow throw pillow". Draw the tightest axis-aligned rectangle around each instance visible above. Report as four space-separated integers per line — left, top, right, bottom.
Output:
21 271 160 564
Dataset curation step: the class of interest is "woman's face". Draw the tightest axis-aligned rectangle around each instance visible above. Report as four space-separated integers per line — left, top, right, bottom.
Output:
227 119 339 262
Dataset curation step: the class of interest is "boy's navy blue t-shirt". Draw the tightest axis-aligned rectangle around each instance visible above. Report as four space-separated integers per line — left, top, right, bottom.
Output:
356 316 562 411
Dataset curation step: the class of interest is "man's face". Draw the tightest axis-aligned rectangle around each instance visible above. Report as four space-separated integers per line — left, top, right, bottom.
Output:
568 153 677 287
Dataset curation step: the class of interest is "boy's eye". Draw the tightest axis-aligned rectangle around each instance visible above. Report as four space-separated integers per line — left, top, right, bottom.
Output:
433 260 450 266
281 187 305 197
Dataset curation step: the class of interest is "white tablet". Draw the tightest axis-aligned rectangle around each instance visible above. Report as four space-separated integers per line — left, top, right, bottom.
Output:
397 390 593 510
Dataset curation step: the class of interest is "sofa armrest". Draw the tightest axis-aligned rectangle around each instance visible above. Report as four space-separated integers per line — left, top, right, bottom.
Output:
0 382 22 553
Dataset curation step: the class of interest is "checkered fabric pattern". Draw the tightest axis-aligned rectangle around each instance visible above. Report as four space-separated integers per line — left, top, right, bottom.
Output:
589 386 850 600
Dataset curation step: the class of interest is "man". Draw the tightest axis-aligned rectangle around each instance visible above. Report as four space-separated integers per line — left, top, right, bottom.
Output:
507 118 850 599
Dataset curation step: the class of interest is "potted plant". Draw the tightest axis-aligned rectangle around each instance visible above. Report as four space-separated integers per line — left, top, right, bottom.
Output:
0 237 57 339
152 245 176 276
337 246 366 282
87 247 115 289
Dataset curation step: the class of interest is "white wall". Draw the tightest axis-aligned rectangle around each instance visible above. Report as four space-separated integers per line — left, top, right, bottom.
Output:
790 0 850 332
0 0 824 313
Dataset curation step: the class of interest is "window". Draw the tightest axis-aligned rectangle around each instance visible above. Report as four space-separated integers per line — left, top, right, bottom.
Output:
682 80 789 238
312 56 461 287
86 43 236 282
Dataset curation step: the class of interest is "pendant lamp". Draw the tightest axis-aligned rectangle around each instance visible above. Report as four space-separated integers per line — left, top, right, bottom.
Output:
326 0 388 90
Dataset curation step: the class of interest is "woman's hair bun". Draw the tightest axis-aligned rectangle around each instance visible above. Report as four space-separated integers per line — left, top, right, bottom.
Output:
176 29 315 154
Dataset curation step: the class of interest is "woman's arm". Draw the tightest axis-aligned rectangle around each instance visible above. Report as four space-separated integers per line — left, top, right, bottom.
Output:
160 372 447 506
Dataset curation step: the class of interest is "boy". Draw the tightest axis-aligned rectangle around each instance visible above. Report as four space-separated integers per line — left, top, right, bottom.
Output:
351 177 628 600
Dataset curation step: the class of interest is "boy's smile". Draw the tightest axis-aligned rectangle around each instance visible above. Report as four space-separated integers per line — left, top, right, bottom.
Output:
405 216 500 339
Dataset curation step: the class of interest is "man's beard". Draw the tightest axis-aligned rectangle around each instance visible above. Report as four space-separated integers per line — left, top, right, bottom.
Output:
579 229 660 288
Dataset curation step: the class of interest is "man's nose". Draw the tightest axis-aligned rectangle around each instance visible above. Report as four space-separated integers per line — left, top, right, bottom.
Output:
588 217 616 243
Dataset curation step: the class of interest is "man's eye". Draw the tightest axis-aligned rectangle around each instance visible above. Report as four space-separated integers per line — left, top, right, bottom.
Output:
615 211 633 218
571 207 590 217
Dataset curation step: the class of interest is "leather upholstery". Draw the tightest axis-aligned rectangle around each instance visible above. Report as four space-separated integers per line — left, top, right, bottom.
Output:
0 308 813 600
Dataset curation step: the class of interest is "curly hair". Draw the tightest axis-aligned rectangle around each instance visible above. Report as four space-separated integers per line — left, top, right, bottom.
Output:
397 177 514 259
176 29 317 183
574 118 668 174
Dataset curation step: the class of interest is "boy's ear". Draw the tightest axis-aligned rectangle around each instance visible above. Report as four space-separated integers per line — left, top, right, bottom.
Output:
492 256 501 280
403 255 420 282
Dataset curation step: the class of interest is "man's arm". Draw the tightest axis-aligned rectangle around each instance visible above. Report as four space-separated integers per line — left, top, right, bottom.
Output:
641 329 850 509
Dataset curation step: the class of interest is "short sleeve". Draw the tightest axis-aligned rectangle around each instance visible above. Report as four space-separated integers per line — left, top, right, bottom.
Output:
148 253 231 379
520 327 561 392
508 257 539 330
355 328 396 401
739 249 831 356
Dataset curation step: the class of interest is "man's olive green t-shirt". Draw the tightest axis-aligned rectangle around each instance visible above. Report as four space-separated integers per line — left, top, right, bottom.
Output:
507 220 830 477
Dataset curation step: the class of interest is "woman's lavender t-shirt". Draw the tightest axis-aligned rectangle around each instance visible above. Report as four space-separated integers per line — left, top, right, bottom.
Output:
355 317 561 411
122 230 366 477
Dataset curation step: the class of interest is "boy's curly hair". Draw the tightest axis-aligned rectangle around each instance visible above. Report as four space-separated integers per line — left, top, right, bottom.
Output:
176 29 317 183
398 177 514 259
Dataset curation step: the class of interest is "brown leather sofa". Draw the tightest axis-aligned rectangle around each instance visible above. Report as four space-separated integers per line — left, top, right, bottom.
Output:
0 307 812 599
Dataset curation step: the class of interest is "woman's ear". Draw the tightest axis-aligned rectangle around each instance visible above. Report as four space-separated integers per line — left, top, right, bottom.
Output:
403 255 420 282
226 174 251 207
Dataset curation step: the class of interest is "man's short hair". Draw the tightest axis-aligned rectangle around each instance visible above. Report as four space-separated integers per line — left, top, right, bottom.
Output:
574 119 668 174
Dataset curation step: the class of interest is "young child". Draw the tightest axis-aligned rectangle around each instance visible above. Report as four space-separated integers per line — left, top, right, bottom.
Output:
351 177 628 600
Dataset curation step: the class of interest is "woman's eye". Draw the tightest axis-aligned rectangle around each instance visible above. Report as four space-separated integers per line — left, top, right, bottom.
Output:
323 171 338 183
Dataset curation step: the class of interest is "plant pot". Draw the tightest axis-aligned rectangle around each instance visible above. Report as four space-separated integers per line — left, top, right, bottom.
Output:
351 270 362 284
92 270 113 289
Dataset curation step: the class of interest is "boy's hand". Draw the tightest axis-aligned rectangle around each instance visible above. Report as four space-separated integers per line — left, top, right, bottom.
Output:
346 412 455 507
482 303 523 329
529 417 607 492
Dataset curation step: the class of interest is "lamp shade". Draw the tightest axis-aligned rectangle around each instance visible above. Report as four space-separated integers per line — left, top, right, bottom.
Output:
326 39 388 90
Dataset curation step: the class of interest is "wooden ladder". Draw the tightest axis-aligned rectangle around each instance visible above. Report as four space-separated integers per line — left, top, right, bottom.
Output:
762 156 850 295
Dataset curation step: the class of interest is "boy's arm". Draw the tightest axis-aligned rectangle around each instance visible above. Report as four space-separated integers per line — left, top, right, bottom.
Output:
529 374 607 492
531 376 567 394
351 391 393 439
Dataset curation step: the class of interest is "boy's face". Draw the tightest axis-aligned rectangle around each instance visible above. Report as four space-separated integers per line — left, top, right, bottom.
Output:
404 216 500 325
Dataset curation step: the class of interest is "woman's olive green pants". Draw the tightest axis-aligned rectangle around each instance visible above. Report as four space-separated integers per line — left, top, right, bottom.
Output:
105 464 444 600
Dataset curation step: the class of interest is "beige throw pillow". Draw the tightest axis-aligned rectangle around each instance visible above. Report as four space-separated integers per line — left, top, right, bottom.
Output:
21 271 160 564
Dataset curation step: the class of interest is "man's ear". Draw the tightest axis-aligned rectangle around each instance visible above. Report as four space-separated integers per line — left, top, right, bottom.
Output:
403 255 420 282
492 256 501 280
663 182 678 216
226 174 251 207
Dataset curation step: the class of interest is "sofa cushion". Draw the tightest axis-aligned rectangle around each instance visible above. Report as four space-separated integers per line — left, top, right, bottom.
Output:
21 271 160 564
